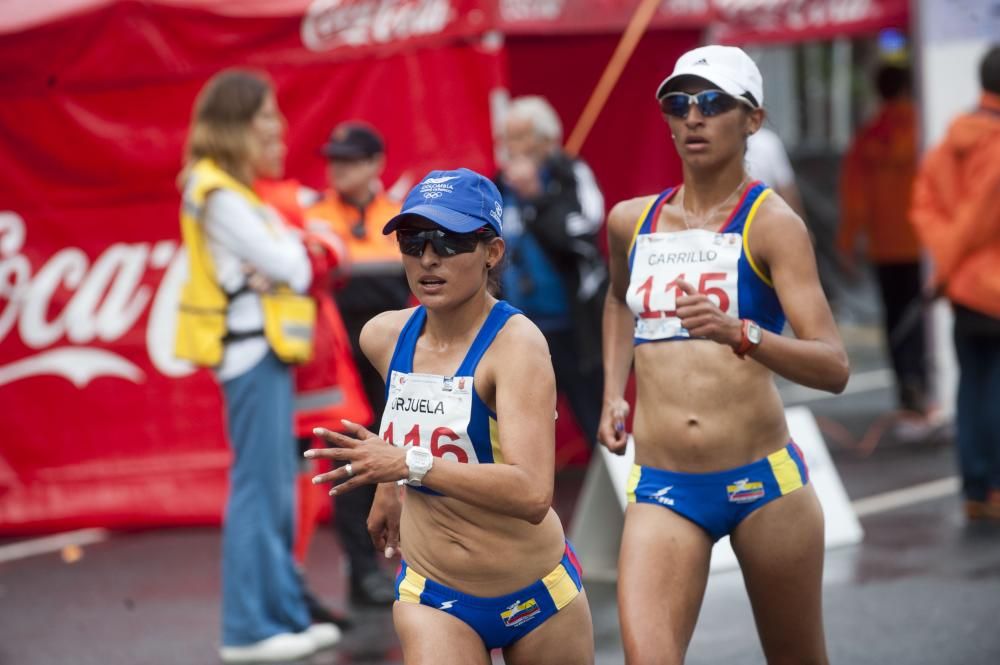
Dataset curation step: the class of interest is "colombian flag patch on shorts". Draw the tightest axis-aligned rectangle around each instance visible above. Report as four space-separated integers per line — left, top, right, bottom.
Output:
727 478 765 503
500 598 541 628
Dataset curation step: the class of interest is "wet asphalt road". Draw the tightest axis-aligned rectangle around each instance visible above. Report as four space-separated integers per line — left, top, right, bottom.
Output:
3 303 1000 663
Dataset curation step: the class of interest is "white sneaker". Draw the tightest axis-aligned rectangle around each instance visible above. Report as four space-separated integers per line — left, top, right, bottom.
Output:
306 622 342 651
219 631 316 663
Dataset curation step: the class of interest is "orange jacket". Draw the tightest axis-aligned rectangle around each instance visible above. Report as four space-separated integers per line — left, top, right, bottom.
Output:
838 99 922 263
307 189 402 271
910 93 1000 318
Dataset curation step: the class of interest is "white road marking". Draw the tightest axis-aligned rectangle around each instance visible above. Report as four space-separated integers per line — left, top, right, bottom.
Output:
0 528 109 564
852 476 961 517
0 477 961 565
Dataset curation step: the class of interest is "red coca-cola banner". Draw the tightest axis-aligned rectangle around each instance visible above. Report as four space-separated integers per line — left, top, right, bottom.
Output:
2 0 495 78
496 0 906 43
1 0 906 534
498 0 711 34
710 0 908 44
0 0 502 533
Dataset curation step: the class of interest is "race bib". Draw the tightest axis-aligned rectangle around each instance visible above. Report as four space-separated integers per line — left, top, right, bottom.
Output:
379 370 477 464
627 229 741 341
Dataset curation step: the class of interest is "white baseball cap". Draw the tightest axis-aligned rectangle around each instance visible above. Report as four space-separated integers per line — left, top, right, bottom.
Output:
655 45 764 108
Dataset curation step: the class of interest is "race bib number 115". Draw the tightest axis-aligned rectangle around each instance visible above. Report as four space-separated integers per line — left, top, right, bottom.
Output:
628 230 741 340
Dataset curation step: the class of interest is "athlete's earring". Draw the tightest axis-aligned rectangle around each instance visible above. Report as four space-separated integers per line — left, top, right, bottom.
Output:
485 262 493 269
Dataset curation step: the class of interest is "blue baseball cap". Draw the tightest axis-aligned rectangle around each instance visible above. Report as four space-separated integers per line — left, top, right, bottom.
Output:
382 168 504 236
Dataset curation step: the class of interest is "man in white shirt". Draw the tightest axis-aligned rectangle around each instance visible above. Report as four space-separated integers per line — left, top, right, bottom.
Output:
745 126 805 218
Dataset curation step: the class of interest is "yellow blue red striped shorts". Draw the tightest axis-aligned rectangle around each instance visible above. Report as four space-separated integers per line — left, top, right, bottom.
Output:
627 442 810 541
394 542 584 649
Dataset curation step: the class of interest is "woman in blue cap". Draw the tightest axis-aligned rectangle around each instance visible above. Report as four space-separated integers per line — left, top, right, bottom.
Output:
599 46 847 663
306 168 594 664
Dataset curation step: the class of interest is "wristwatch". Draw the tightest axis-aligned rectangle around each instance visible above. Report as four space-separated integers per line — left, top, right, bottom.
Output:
405 447 434 487
735 319 762 358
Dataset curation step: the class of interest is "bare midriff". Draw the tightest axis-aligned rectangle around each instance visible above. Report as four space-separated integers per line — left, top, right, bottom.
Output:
399 492 567 597
632 338 789 472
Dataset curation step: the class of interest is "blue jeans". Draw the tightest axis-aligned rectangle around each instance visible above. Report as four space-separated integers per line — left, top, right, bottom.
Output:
220 352 309 645
954 330 1000 501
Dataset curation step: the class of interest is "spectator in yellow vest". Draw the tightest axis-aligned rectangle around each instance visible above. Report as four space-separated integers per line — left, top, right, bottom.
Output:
176 69 339 662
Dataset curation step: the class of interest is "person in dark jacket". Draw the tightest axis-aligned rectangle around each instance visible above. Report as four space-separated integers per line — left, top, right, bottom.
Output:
495 96 607 448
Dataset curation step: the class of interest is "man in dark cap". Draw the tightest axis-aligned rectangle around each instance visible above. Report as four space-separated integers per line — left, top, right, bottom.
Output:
307 122 407 606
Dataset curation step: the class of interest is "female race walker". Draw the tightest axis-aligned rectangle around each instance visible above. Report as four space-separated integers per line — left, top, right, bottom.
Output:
599 45 849 665
306 168 594 665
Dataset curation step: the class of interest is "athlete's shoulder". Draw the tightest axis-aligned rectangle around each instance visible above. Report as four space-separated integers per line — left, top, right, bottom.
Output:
367 306 417 338
609 194 659 220
755 188 807 233
747 189 810 262
485 310 554 390
492 308 549 358
360 307 418 367
608 194 659 233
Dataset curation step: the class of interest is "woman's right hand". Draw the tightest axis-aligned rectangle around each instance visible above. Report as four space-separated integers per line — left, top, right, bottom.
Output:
598 397 630 455
367 482 402 559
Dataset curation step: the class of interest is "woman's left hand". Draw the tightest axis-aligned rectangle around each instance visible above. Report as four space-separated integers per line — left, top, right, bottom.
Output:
305 421 408 495
675 279 742 349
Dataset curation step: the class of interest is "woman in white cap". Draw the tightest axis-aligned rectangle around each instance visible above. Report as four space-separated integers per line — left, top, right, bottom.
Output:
305 168 594 664
599 46 847 663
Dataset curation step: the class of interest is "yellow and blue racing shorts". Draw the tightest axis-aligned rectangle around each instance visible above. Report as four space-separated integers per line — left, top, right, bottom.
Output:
627 442 810 541
394 542 584 649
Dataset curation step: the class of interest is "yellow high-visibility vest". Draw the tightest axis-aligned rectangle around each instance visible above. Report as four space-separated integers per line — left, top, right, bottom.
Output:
175 159 315 367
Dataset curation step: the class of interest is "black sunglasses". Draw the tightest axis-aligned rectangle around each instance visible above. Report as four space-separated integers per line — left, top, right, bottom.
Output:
396 227 488 257
659 90 754 119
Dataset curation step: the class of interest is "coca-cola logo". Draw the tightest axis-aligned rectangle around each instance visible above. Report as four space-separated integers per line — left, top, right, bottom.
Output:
0 211 193 389
498 0 565 22
713 0 875 27
301 0 457 52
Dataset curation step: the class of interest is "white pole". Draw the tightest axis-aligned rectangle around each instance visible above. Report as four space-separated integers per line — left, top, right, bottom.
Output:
830 38 852 152
804 42 827 149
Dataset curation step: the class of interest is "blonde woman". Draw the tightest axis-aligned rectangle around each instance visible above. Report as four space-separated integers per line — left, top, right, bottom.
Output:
176 70 338 662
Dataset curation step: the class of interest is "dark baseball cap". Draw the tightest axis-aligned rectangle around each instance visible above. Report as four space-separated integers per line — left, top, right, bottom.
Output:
321 122 385 160
382 168 504 236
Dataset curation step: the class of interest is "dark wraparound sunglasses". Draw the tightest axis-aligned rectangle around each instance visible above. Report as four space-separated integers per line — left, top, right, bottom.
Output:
659 90 755 119
396 227 488 257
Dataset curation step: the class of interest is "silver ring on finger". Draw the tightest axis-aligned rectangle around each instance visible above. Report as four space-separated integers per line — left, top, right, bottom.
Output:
345 463 354 479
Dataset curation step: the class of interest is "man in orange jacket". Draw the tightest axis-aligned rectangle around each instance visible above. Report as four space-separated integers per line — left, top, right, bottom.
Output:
839 63 928 415
911 45 1000 521
306 122 407 605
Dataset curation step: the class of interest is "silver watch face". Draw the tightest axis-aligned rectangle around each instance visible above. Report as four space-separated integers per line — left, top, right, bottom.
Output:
747 322 763 344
